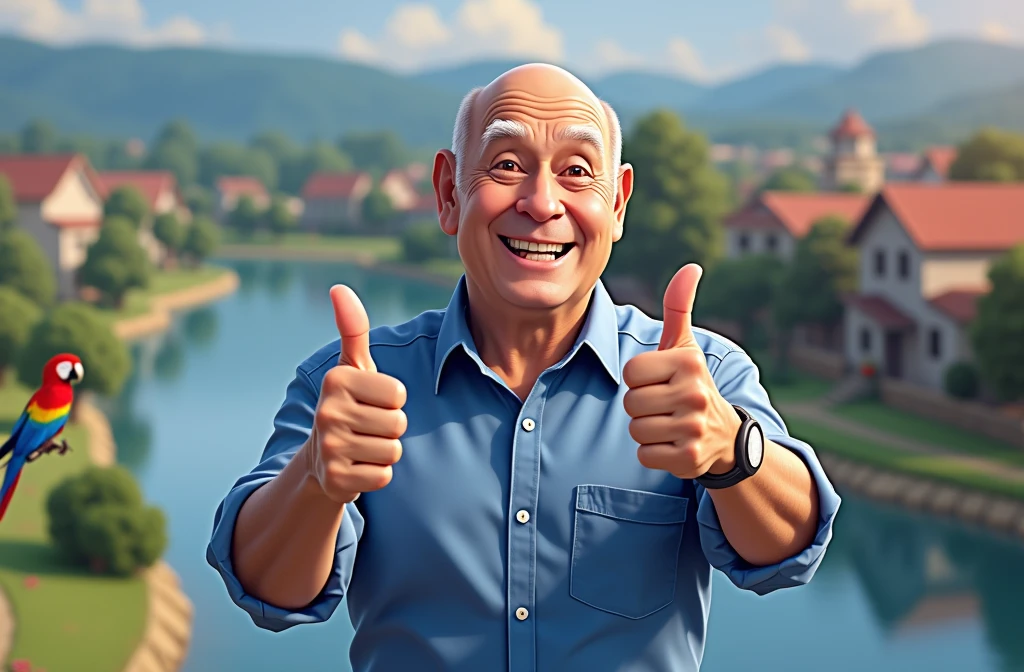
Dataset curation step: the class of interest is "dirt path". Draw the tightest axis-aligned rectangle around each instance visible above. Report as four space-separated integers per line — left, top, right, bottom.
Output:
780 400 1024 484
0 583 11 672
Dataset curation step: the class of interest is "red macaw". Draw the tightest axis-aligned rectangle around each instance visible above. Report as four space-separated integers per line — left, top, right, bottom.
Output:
0 353 85 523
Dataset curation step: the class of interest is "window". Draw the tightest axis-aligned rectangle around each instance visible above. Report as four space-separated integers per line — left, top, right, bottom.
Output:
929 328 941 359
898 251 909 279
738 233 749 252
765 234 777 252
860 327 871 352
874 250 886 277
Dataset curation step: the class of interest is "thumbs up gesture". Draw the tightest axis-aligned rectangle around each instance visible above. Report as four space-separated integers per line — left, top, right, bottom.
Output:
306 285 408 504
622 265 742 480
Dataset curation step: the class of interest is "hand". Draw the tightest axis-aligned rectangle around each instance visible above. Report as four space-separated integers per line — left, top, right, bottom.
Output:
306 285 408 504
622 264 742 480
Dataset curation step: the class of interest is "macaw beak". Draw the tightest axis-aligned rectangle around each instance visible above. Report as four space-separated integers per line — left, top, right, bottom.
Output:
70 362 84 382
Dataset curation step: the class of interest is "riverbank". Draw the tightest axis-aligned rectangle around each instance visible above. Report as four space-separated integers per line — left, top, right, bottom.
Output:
113 268 240 342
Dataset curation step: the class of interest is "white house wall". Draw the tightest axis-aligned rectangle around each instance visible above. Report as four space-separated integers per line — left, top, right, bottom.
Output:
726 228 796 260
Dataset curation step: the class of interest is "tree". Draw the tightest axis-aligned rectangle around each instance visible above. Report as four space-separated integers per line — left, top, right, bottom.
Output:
153 212 186 267
78 216 151 308
694 254 785 351
362 187 395 230
0 287 42 385
608 109 731 298
199 143 277 191
182 216 219 266
250 131 300 165
267 195 297 237
47 465 166 576
279 142 352 194
970 243 1024 400
761 166 817 193
949 128 1024 182
0 229 57 307
401 221 451 262
20 119 58 154
184 184 214 217
338 131 406 175
0 175 16 232
773 215 859 375
103 185 150 229
17 302 131 397
229 195 262 237
144 120 199 187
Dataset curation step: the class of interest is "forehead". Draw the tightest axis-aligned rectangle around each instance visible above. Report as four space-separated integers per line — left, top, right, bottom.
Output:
478 89 607 140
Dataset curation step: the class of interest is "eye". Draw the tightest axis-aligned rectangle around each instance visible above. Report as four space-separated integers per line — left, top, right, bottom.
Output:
491 160 522 173
562 165 591 178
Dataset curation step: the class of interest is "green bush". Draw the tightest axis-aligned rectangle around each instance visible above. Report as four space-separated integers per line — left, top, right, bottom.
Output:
0 286 42 384
945 361 980 400
47 465 166 576
401 221 449 262
183 215 220 264
0 228 57 307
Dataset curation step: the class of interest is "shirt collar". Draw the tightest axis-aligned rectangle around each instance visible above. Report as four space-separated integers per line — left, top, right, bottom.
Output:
433 275 621 394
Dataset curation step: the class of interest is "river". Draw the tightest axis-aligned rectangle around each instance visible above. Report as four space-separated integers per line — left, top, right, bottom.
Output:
97 258 1024 672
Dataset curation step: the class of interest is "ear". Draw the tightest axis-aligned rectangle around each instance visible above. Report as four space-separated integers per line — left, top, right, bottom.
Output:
611 163 634 242
433 149 460 236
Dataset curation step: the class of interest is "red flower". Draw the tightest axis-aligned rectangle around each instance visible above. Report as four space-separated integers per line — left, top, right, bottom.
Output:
23 575 39 589
11 659 32 672
860 362 876 378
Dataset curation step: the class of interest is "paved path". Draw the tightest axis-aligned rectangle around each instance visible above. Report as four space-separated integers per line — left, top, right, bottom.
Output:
779 400 1024 484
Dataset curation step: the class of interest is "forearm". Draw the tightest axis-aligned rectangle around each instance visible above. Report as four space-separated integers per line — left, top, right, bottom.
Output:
706 439 819 566
231 440 346 609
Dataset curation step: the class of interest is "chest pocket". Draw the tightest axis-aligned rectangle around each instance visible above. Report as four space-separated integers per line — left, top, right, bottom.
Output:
570 484 689 620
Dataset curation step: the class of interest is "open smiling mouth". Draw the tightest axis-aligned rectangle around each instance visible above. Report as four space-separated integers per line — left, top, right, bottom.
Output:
499 235 576 262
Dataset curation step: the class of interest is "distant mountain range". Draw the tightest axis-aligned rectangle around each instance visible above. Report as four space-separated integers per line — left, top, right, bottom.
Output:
0 34 1022 152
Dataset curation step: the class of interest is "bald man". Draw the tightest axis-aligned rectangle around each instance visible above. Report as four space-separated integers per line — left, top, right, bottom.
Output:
208 64 840 671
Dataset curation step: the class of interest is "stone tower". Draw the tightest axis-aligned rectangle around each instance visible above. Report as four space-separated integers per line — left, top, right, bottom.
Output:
820 109 886 194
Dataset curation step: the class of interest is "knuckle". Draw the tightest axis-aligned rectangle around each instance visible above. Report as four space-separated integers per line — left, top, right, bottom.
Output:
680 441 702 465
372 466 393 490
392 409 408 438
389 439 404 464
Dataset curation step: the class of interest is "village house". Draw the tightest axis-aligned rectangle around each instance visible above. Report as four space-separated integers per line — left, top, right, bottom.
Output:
0 153 105 299
215 176 269 222
842 183 1024 391
97 170 190 265
300 171 372 232
820 109 886 194
912 147 959 183
723 191 871 260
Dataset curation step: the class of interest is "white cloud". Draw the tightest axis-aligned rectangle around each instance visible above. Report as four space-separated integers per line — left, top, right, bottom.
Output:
0 0 221 47
764 24 811 61
844 0 930 45
591 39 648 72
337 0 563 72
664 38 709 80
980 21 1014 44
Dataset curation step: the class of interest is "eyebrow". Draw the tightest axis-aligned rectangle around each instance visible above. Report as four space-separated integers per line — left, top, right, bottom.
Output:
555 124 605 158
480 119 528 148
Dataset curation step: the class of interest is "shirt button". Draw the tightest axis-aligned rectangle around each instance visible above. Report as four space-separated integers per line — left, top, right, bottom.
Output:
522 418 535 431
516 509 530 524
516 607 529 621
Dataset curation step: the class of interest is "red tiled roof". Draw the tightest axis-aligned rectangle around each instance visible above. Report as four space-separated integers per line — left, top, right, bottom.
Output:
725 191 870 238
884 152 923 176
929 288 987 324
849 183 1024 251
830 109 875 140
97 171 177 208
0 153 85 202
216 176 267 198
920 146 958 179
302 172 369 199
843 294 915 329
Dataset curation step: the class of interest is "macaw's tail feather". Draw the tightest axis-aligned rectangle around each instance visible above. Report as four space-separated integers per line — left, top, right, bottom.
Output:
0 470 22 523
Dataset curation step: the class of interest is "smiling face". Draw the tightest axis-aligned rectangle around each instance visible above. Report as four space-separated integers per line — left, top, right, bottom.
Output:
437 65 633 311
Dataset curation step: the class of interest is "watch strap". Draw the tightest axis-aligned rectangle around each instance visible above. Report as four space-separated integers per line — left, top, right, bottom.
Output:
695 405 761 490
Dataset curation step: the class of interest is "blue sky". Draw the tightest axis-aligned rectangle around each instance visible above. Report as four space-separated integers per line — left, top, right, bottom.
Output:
1 0 1021 82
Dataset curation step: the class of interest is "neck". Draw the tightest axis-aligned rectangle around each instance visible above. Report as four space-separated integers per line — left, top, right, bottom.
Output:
465 278 593 400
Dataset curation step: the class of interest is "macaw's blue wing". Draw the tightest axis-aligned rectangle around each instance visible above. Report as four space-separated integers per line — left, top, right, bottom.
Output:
0 453 26 522
0 404 31 463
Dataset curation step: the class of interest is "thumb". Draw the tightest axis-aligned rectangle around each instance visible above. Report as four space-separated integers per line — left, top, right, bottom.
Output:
659 264 703 351
330 285 376 372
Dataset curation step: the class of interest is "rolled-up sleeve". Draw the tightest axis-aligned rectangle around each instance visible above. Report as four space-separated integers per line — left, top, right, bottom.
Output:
696 347 841 596
206 364 364 632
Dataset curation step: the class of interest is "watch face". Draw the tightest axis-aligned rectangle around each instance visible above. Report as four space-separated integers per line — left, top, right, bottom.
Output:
747 426 764 469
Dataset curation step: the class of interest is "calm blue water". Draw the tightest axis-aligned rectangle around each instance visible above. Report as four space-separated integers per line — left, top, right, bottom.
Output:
98 259 1024 672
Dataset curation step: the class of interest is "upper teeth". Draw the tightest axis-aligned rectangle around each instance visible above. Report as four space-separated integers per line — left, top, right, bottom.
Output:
507 238 565 253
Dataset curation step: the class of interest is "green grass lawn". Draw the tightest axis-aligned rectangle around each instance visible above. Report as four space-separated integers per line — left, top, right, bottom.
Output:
831 398 1024 468
747 349 837 403
789 417 1024 501
221 231 402 260
0 382 146 672
95 264 233 325
421 258 466 281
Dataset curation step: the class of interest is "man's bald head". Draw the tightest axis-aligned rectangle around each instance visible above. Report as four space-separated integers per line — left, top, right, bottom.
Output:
450 63 622 197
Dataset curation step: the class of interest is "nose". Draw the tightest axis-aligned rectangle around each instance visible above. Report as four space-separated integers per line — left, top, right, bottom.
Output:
516 172 565 222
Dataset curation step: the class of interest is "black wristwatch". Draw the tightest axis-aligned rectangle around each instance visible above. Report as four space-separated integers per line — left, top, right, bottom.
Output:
696 405 764 490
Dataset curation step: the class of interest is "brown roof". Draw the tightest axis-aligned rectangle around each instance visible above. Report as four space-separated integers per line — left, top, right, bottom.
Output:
843 294 916 330
0 153 94 202
725 191 870 238
302 172 369 199
216 176 267 198
830 109 875 140
929 288 987 324
97 170 178 208
849 183 1024 252
920 147 958 179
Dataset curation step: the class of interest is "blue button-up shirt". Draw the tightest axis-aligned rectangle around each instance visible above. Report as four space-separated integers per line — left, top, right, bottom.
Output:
208 276 841 672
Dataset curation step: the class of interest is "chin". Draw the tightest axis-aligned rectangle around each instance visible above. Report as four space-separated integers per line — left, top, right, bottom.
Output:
497 278 575 309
